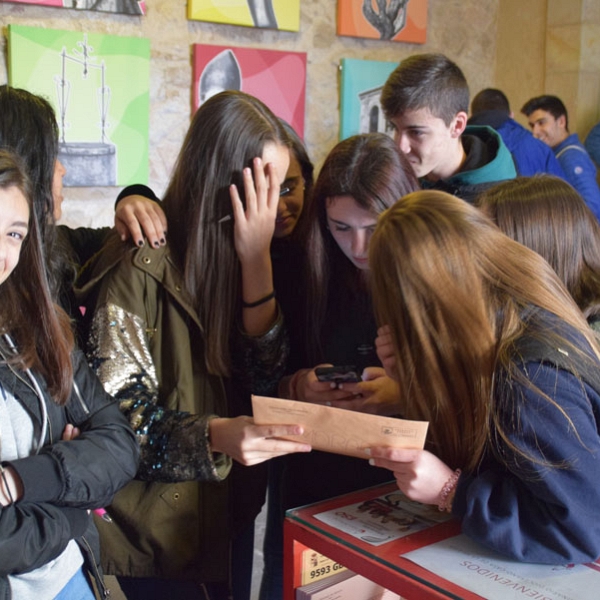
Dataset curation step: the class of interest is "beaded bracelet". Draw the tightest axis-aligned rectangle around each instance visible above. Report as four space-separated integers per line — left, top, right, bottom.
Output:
438 468 461 512
242 290 275 308
0 464 15 505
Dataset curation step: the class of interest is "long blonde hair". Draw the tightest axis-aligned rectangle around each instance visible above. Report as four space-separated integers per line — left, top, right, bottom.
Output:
370 190 599 471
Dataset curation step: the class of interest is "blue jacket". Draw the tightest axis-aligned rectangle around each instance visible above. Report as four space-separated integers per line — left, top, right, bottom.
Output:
454 309 600 564
469 110 566 178
584 121 600 168
554 134 600 221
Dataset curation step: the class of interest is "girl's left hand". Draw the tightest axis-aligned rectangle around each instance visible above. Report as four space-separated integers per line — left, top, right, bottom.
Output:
230 157 280 264
367 447 455 506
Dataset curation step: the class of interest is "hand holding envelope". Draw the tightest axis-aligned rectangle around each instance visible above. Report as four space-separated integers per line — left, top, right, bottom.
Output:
251 395 429 459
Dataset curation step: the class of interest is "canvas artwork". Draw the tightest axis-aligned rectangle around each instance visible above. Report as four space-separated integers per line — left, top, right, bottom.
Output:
339 57 398 140
0 0 146 15
337 0 427 44
188 0 299 32
8 24 151 187
193 44 307 137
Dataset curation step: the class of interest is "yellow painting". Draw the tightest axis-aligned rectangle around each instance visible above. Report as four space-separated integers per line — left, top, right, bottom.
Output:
187 0 300 31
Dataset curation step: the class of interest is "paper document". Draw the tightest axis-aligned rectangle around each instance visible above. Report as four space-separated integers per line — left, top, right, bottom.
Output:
251 395 428 459
314 491 451 546
404 534 600 600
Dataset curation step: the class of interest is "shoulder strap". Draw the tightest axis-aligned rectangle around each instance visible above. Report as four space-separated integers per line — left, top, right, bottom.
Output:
556 144 587 159
514 335 600 395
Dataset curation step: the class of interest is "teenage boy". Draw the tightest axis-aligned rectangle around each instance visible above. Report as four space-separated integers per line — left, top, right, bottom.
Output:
381 53 516 203
521 95 600 221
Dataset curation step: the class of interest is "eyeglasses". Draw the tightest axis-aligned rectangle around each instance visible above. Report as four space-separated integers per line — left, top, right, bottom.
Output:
217 186 291 223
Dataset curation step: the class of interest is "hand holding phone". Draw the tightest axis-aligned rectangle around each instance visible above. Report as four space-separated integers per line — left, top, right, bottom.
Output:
314 365 361 385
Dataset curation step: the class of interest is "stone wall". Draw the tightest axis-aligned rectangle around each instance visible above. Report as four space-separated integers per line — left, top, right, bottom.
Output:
0 0 499 228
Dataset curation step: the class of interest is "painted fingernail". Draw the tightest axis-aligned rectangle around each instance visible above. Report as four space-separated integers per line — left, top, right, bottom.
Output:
137 239 144 247
160 238 166 245
154 241 160 248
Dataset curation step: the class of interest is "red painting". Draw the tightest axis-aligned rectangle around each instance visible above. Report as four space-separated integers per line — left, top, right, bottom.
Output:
193 44 307 137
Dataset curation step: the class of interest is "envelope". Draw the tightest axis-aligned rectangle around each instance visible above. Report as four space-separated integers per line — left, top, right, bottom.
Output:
251 395 429 459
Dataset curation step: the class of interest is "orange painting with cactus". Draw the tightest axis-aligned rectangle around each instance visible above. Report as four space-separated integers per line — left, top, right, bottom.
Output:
337 0 427 44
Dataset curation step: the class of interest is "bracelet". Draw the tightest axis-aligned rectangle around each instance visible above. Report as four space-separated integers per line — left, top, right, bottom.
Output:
0 464 15 505
438 468 461 512
242 290 275 308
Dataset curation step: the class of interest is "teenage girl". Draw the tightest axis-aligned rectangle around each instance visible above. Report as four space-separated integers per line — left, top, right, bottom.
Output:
368 190 600 564
0 149 139 599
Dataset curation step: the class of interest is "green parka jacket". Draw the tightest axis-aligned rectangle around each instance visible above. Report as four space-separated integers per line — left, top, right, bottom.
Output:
76 237 287 585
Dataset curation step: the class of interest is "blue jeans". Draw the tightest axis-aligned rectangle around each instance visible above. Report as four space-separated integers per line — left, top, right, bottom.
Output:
54 568 95 600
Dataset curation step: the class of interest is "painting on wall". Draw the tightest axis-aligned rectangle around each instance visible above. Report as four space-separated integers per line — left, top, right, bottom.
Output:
0 0 146 15
339 57 398 140
193 44 307 137
188 0 299 32
337 0 427 43
8 24 151 187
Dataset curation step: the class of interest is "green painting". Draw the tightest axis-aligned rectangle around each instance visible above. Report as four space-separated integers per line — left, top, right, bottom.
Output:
8 24 150 186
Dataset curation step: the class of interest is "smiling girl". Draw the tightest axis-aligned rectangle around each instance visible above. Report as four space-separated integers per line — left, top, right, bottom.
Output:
0 150 138 599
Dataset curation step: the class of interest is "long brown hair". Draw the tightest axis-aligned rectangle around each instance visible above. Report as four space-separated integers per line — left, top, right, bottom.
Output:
162 91 290 376
477 175 600 321
370 190 598 471
299 133 419 363
0 150 74 405
0 86 64 296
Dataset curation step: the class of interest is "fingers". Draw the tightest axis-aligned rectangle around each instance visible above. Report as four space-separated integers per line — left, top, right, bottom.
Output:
114 196 167 248
361 366 386 381
136 209 167 248
229 182 245 224
377 324 392 338
367 446 419 464
250 158 268 213
61 423 81 441
232 158 280 222
114 217 138 244
236 440 311 466
264 161 280 213
252 423 304 438
235 423 312 466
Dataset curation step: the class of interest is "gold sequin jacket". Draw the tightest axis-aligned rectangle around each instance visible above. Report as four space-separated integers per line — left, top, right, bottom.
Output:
75 238 288 582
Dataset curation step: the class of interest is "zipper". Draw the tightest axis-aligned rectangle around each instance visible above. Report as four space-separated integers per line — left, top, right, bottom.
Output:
0 341 52 446
73 381 90 415
80 534 110 598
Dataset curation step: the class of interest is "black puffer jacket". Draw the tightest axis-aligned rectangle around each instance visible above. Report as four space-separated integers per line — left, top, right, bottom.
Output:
0 342 139 599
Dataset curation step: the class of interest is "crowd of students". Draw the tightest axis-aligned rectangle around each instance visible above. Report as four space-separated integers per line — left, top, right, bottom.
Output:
2 50 600 600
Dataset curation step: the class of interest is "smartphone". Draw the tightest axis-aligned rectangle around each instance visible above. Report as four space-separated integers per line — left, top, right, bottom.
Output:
315 365 361 384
